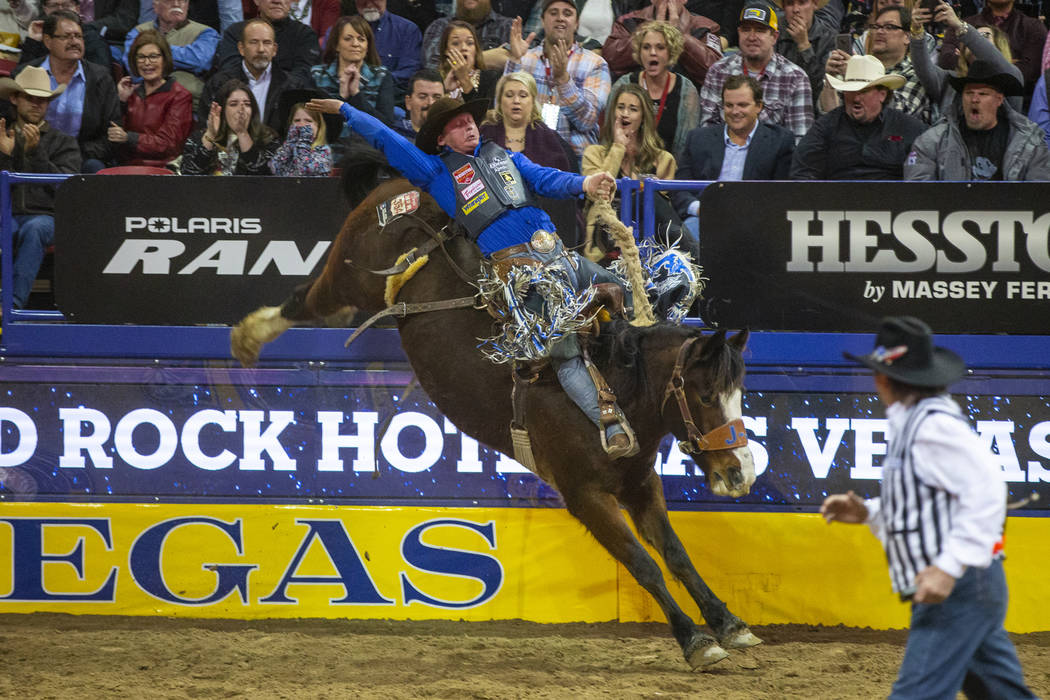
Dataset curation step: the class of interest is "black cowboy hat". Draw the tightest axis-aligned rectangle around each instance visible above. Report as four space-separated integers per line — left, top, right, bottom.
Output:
843 316 966 388
275 88 344 143
948 60 1023 97
415 96 489 155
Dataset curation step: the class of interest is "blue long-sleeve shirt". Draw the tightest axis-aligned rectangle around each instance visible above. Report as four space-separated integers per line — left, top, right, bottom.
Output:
123 22 220 75
369 12 422 95
338 102 586 255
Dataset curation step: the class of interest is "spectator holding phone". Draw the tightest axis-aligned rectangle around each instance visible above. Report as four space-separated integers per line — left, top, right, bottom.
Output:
911 1 1022 114
821 4 932 123
937 0 1045 108
852 0 937 61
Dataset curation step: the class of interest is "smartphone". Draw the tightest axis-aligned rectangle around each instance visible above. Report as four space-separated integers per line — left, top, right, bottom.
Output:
920 0 939 12
835 33 852 54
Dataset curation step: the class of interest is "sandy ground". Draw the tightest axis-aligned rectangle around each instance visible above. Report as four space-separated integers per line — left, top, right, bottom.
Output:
1 615 1047 699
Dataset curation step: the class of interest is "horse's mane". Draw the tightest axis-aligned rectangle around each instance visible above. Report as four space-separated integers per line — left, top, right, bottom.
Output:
589 321 745 406
338 141 403 209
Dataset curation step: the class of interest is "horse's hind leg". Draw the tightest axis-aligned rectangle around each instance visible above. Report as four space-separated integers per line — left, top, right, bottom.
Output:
562 488 730 669
621 471 762 650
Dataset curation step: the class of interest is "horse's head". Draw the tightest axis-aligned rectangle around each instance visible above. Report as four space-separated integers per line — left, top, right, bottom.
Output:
661 328 754 499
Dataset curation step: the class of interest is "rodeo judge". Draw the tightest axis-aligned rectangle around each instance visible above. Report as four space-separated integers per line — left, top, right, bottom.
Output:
307 95 639 459
821 316 1037 699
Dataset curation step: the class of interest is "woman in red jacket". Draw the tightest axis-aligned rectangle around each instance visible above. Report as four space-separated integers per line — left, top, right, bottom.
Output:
107 30 193 168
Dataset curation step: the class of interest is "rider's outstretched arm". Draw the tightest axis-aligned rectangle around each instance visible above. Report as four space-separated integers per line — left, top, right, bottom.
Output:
336 102 446 190
509 150 585 199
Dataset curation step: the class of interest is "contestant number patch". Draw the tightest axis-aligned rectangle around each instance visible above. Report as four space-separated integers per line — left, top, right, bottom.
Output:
376 190 420 227
462 191 489 215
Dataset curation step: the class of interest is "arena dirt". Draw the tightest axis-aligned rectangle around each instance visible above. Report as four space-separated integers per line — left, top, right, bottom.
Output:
2 615 1048 699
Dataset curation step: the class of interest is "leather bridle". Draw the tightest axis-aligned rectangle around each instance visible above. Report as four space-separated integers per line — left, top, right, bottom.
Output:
662 337 748 455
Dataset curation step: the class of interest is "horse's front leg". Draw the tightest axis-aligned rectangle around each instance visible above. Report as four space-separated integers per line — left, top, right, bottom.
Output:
560 486 730 668
621 471 762 650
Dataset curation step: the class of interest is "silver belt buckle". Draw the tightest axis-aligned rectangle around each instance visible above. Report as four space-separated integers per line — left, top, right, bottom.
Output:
530 229 556 254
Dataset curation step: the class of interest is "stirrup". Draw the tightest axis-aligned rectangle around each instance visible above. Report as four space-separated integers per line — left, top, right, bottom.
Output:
599 411 639 459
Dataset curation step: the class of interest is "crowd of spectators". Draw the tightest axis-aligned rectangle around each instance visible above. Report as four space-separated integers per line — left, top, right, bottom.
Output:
5 0 1050 307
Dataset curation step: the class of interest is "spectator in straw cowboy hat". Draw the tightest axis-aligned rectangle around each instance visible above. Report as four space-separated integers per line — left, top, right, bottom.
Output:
0 65 81 309
905 60 1050 181
822 316 1037 699
791 54 924 179
821 4 932 124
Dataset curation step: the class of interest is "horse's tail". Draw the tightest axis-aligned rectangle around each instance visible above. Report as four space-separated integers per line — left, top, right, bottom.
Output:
338 142 401 209
231 303 294 367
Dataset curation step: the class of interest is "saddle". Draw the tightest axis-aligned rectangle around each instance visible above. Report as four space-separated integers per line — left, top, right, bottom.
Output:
578 283 626 330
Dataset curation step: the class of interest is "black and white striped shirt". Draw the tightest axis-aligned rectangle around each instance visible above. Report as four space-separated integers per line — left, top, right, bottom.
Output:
865 395 1007 594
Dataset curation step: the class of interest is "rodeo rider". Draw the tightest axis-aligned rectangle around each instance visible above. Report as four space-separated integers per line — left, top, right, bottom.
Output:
821 316 1037 699
307 95 639 459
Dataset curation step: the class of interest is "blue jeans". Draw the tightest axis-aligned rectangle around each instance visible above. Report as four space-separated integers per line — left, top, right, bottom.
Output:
891 559 1035 700
11 214 55 309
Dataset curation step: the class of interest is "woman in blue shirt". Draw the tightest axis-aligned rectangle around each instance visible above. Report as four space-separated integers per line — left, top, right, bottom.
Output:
311 15 394 134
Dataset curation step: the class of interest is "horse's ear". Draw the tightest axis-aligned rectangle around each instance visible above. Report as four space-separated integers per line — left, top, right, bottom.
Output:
728 329 750 352
695 328 727 362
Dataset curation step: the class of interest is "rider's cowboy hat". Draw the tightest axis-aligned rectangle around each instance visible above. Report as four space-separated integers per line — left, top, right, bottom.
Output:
948 59 1023 96
843 316 966 388
0 66 67 100
826 55 906 92
415 96 489 155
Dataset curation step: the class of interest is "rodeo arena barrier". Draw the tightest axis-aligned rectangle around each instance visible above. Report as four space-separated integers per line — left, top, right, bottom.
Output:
0 171 1047 632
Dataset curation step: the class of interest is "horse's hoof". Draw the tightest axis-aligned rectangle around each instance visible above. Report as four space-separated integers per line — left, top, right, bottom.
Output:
684 637 730 669
722 628 763 649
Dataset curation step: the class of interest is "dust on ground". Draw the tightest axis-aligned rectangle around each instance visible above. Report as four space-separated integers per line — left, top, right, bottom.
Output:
3 614 1047 699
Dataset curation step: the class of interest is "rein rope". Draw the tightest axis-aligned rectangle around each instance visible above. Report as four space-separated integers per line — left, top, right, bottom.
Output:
661 337 748 455
343 210 481 349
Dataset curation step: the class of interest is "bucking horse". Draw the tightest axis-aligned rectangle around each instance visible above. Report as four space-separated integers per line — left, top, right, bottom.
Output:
231 151 762 669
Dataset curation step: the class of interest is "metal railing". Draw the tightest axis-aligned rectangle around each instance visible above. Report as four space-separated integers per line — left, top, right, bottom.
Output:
9 171 1031 371
1 171 69 324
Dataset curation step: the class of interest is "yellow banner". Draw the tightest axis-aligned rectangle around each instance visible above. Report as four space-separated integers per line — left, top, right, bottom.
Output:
0 504 1045 631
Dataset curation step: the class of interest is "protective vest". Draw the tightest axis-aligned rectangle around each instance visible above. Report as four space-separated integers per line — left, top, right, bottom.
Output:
440 142 537 241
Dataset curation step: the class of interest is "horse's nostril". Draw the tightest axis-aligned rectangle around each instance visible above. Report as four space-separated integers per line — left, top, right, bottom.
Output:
727 466 743 489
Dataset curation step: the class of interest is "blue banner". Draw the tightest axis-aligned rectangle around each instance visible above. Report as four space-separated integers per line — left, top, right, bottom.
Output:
2 378 1047 508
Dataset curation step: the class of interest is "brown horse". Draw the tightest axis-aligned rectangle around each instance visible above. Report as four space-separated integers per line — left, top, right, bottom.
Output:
232 157 761 669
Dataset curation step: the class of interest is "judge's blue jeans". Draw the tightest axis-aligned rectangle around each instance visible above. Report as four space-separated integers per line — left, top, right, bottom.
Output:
890 558 1035 700
11 214 55 309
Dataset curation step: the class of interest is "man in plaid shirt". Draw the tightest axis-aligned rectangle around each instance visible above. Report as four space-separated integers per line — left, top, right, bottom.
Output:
699 1 814 141
503 0 610 161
